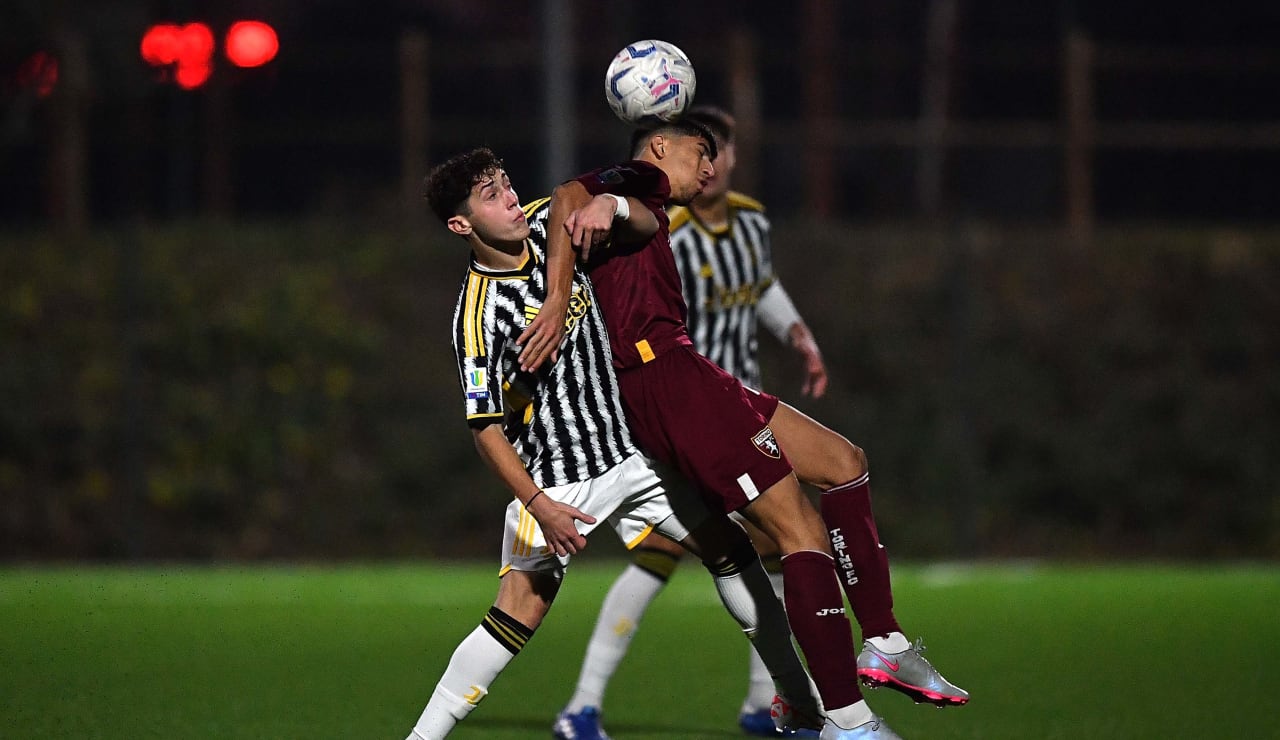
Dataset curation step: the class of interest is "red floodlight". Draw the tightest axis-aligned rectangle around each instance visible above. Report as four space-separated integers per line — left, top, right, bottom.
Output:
17 50 59 98
225 21 278 68
141 24 177 65
141 22 214 89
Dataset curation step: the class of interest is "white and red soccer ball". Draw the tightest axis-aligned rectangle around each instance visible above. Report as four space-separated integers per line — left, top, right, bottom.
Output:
604 40 697 126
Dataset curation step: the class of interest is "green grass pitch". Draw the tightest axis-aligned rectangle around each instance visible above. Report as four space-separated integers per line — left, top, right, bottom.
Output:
2 561 1277 739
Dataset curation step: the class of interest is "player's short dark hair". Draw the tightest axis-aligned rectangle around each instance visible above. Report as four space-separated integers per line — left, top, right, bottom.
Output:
684 105 735 146
628 117 718 161
422 147 505 224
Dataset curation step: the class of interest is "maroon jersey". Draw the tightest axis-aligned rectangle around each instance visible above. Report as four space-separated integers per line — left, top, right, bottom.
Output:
574 161 795 512
574 161 693 369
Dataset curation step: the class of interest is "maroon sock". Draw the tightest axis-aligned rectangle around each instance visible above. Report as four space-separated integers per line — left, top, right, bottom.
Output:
780 549 863 710
821 474 903 641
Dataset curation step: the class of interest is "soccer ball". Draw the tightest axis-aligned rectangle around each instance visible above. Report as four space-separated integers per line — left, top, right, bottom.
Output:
604 40 696 126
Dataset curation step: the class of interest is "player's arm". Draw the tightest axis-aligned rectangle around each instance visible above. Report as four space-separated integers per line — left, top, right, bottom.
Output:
759 282 829 398
516 180 654 372
565 192 659 254
516 181 587 372
470 422 595 556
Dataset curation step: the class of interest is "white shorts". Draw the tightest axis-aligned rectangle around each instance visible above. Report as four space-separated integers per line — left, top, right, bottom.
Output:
499 452 708 577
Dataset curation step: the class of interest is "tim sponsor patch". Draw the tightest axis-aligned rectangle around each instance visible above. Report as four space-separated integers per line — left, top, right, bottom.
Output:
752 426 781 458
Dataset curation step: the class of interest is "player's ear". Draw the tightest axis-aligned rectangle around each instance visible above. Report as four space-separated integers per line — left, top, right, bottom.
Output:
446 214 472 237
650 134 667 159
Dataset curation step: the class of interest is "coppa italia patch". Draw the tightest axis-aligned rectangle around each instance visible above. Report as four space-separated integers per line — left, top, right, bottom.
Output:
465 360 489 400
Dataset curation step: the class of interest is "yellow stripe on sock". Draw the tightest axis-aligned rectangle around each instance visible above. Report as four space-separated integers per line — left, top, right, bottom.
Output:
484 614 528 650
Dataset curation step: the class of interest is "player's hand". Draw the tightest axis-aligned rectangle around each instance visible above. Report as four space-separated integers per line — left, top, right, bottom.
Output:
790 324 829 398
517 293 567 372
563 195 617 262
527 495 596 557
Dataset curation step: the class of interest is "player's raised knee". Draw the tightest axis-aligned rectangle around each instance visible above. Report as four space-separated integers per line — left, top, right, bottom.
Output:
811 436 866 488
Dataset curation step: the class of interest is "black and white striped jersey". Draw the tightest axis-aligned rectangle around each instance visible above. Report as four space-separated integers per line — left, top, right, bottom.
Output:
451 197 634 489
668 192 776 389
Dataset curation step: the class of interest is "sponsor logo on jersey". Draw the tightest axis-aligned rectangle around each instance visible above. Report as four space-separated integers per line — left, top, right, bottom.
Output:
704 283 764 311
597 165 638 185
465 361 489 400
752 426 781 458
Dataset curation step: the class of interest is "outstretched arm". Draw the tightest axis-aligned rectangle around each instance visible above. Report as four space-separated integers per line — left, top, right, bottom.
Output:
759 282 828 398
516 182 656 372
786 320 828 398
471 423 595 556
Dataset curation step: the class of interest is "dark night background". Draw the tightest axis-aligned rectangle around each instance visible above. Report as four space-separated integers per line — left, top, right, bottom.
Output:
2 1 1278 560
6 0 1280 224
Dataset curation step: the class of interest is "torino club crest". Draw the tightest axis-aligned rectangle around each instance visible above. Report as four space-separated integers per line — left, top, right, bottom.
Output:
752 427 781 458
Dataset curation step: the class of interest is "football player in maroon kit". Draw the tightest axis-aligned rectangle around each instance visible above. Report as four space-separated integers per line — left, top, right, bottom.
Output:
522 119 966 740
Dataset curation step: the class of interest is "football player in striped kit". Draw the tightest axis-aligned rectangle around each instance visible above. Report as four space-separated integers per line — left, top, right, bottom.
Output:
402 148 820 740
670 108 827 400
555 106 835 738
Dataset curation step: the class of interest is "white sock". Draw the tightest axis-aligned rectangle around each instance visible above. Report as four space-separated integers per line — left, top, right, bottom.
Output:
867 631 910 654
407 685 471 740
826 699 874 730
407 625 517 739
713 558 814 714
565 564 667 713
741 569 786 713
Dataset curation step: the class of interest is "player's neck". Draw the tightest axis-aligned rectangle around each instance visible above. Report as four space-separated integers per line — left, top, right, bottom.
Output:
691 196 730 231
471 238 528 271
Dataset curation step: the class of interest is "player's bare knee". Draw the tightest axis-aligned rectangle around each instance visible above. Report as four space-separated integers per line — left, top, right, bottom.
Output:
846 441 868 477
814 437 866 488
493 570 559 628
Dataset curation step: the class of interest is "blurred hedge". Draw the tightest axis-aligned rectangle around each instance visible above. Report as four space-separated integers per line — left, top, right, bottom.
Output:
2 221 1277 560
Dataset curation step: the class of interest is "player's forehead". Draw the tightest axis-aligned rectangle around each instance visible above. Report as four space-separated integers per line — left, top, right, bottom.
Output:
471 167 510 194
665 132 708 156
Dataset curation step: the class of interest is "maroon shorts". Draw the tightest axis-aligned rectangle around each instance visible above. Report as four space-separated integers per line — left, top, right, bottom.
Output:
616 344 793 514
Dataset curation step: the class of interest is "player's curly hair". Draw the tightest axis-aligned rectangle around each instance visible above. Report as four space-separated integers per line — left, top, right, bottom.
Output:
628 117 718 162
422 147 505 224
